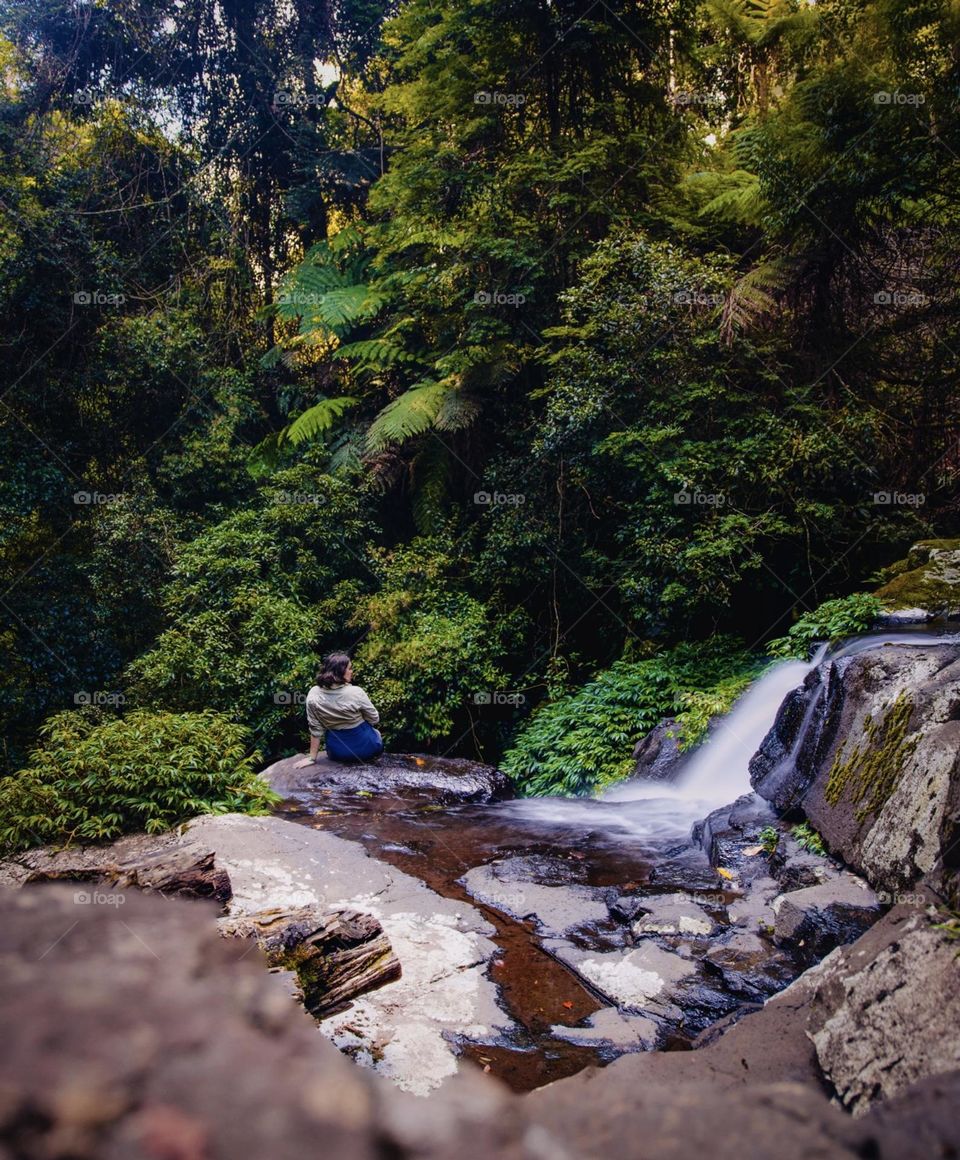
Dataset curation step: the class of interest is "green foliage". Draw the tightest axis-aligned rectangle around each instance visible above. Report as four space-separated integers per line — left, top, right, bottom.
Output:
502 639 758 797
790 822 827 858
0 708 276 854
768 595 883 658
350 534 518 746
759 825 779 855
126 467 375 741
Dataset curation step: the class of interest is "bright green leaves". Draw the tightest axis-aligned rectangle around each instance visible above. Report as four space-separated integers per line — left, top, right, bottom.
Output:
0 709 276 854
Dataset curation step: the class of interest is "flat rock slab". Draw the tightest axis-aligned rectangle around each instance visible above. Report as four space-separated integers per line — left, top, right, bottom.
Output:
183 814 511 1095
459 860 609 937
543 939 695 1021
261 752 512 805
632 892 716 937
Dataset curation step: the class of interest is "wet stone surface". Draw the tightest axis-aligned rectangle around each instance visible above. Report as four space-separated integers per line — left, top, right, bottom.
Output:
276 772 832 1092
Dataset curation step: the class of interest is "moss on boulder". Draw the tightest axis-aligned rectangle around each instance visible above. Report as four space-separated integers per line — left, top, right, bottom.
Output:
874 539 960 617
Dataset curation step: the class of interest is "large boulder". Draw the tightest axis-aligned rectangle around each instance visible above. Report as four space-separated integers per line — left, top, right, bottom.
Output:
750 644 960 900
807 906 960 1114
0 884 540 1160
261 751 513 805
874 538 960 621
772 874 881 966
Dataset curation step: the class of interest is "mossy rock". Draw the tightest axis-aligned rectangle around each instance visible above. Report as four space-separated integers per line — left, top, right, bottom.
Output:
874 539 960 614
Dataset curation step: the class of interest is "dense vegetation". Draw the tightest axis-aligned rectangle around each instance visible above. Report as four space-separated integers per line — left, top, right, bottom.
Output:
0 0 957 835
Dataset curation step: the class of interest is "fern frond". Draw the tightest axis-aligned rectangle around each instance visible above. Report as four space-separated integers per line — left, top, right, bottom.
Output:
281 396 359 447
721 256 797 341
366 381 448 451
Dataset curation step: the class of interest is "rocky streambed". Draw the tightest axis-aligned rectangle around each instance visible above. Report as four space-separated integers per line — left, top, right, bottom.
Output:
3 634 960 1159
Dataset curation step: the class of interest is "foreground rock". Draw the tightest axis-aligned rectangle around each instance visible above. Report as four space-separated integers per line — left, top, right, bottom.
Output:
7 884 959 1160
750 643 960 901
0 885 540 1160
261 751 512 806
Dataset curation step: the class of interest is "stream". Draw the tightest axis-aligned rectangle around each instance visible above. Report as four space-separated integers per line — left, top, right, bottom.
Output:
275 627 960 1092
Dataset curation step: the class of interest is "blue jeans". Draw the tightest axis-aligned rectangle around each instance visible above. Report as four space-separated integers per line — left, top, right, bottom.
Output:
325 721 384 763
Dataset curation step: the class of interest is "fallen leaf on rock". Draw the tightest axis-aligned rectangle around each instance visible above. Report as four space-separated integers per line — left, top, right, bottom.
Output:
743 845 764 856
717 867 735 879
562 1001 574 1009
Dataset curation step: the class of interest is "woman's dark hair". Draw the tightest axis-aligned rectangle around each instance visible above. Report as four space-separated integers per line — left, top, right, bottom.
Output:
317 651 352 688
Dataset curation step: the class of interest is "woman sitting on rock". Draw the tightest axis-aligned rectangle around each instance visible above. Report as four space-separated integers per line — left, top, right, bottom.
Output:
295 652 384 766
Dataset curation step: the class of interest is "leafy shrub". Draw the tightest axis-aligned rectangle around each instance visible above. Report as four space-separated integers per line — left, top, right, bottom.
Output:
0 708 276 854
502 638 758 797
127 465 375 741
790 821 827 857
351 534 520 746
768 594 882 658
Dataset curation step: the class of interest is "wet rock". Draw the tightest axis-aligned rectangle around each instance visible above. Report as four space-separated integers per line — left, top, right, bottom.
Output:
630 718 686 782
262 751 513 806
220 905 401 1016
806 909 960 1114
773 874 880 966
632 892 715 937
459 860 608 938
183 813 511 1096
748 658 848 815
693 793 777 879
550 1007 659 1052
770 833 838 892
647 845 720 892
701 929 797 1001
542 939 695 1022
751 644 960 899
628 715 726 784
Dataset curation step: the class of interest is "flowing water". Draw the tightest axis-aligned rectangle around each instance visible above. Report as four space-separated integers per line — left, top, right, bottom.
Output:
279 627 959 1091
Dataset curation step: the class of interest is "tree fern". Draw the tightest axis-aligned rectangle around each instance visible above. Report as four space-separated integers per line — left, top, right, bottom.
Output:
366 381 449 451
282 396 359 447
